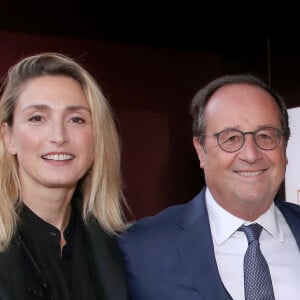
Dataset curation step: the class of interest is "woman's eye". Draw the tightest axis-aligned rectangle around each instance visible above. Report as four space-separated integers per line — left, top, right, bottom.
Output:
28 115 43 122
70 117 85 124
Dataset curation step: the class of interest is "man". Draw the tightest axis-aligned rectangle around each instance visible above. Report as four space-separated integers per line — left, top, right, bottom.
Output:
119 74 300 299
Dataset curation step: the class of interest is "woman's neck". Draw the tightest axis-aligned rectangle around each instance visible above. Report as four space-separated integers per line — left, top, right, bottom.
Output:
22 186 75 232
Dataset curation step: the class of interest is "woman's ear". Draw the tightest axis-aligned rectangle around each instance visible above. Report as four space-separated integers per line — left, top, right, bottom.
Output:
1 123 16 155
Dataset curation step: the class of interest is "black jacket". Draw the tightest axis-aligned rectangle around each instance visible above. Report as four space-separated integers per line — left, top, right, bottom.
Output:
0 208 128 300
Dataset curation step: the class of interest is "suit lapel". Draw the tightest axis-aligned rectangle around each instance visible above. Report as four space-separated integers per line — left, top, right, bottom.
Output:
276 199 300 248
176 188 232 299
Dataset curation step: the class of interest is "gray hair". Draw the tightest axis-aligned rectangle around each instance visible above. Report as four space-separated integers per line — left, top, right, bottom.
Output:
190 74 290 146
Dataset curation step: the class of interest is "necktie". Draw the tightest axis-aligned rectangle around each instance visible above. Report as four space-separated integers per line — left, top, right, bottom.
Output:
239 223 275 300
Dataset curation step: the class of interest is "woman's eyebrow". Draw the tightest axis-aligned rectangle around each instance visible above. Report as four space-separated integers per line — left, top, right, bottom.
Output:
21 105 91 112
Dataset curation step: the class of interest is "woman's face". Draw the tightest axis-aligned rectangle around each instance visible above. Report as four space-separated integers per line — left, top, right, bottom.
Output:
2 75 95 191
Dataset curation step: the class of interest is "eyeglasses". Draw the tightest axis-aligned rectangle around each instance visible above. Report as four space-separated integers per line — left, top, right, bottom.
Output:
203 127 286 153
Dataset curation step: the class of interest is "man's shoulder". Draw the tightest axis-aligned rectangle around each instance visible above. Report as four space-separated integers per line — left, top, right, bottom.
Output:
128 202 186 235
276 199 300 216
118 203 186 259
119 190 206 248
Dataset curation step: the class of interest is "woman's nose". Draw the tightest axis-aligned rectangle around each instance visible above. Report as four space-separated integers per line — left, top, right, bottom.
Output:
49 122 69 145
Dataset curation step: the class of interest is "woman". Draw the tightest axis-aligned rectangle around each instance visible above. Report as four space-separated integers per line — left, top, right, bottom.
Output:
0 52 129 299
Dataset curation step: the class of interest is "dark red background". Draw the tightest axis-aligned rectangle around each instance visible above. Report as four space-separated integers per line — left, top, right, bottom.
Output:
0 31 299 221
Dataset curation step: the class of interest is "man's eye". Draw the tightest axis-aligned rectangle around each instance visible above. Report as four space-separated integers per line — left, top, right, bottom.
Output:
258 133 271 140
222 134 242 144
228 135 239 141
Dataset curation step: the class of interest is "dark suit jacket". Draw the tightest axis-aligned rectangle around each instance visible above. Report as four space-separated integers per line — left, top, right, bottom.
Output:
119 187 300 300
0 214 129 300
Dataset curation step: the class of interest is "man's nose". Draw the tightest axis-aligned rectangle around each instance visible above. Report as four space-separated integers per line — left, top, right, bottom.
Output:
238 133 263 162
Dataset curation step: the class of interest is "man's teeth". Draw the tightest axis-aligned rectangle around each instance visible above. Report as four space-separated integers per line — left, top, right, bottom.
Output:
43 154 73 161
238 171 262 177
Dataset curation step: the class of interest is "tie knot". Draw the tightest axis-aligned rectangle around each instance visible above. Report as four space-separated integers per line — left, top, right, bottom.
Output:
239 223 263 243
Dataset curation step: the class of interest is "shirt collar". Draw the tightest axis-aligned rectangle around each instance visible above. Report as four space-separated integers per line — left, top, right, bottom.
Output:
206 188 284 245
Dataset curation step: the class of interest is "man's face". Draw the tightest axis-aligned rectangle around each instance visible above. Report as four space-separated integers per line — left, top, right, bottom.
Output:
193 83 287 220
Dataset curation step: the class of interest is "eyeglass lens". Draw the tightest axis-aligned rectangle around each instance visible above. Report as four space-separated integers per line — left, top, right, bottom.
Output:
217 128 282 152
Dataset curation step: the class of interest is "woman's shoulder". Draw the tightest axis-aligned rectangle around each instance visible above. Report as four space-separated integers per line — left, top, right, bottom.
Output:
0 235 27 299
0 233 24 274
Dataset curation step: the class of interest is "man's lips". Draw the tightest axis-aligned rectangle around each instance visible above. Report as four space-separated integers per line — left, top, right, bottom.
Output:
235 170 265 177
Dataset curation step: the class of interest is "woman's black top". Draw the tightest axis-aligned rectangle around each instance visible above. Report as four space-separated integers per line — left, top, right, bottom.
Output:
0 194 129 300
19 204 98 299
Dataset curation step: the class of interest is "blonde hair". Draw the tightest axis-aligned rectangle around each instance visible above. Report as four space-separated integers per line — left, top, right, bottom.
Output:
0 52 128 250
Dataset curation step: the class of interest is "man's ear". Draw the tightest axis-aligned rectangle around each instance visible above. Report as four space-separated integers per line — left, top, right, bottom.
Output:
1 123 16 155
192 137 205 169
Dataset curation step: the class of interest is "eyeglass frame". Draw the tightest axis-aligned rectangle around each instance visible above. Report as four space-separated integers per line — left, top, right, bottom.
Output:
201 126 287 153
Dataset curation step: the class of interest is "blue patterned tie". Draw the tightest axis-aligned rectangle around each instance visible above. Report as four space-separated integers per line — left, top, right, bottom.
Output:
239 223 275 300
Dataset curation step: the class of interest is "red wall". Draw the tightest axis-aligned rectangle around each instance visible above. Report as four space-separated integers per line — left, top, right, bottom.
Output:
0 31 223 220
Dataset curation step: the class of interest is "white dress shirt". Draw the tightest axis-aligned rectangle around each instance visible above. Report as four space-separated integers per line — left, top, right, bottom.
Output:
206 188 300 300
